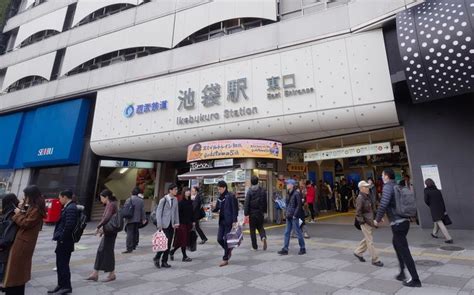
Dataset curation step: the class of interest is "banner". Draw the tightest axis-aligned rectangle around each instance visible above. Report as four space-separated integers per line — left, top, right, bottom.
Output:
187 140 282 162
304 142 391 162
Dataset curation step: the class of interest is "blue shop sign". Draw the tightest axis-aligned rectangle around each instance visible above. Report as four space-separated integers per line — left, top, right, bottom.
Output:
0 113 24 169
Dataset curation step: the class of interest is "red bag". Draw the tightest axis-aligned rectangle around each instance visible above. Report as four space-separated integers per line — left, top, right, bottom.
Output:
152 230 168 252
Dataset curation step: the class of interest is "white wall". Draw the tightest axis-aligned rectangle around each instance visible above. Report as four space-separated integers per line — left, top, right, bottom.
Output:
90 30 398 161
71 0 143 27
1 52 56 91
14 7 68 48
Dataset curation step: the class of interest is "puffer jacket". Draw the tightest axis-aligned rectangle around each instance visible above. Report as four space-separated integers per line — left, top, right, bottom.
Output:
375 180 405 223
285 188 303 219
355 192 374 227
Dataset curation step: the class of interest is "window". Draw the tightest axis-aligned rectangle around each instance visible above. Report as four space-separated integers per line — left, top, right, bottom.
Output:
6 75 48 93
65 46 166 77
32 165 80 199
0 170 14 196
19 29 59 48
76 3 136 27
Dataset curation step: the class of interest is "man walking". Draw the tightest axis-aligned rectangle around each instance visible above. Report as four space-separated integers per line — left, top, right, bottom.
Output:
154 184 180 269
123 188 146 254
374 169 421 288
354 181 384 267
244 176 268 251
278 179 306 255
49 190 78 295
212 180 238 267
339 179 352 212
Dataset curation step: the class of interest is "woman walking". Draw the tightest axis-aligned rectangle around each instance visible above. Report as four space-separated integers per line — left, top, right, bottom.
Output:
170 188 194 262
424 179 453 243
191 187 207 244
0 194 19 283
3 185 45 295
86 190 118 282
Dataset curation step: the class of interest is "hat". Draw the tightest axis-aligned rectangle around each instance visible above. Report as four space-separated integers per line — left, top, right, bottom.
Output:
358 181 371 189
285 179 297 186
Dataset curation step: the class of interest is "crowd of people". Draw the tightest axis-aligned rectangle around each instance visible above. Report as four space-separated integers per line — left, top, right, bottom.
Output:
0 168 455 294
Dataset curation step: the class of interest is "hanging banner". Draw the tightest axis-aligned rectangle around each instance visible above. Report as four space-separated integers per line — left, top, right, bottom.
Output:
187 139 282 162
304 142 391 162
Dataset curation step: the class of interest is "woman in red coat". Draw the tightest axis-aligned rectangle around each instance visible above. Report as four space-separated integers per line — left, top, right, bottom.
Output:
170 188 195 262
305 181 316 222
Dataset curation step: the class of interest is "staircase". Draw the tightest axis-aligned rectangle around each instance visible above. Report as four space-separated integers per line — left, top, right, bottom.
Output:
90 199 105 221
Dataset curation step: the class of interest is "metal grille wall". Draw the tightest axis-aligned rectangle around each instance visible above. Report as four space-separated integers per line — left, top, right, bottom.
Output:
396 0 473 103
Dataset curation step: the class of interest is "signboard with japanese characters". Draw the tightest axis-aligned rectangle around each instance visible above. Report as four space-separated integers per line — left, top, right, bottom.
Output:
304 142 392 162
187 140 283 162
287 163 307 172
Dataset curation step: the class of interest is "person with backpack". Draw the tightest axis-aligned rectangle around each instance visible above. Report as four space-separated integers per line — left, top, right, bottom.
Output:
191 187 207 244
48 190 78 295
86 189 118 283
0 194 19 283
212 180 238 267
3 185 46 295
154 184 180 269
374 169 421 288
278 179 306 256
122 188 146 254
424 178 453 244
244 176 268 251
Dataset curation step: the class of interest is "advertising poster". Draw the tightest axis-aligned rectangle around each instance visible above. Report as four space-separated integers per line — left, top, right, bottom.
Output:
421 164 442 189
187 140 282 162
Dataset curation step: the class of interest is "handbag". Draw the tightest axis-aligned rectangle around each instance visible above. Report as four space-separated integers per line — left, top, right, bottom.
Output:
225 225 243 249
442 213 452 226
152 230 168 252
103 211 124 233
354 218 361 230
188 227 198 252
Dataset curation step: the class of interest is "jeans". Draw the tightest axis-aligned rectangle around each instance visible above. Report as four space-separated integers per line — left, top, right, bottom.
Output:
249 213 266 250
154 225 174 263
126 222 139 251
283 217 305 251
392 220 419 281
217 224 233 261
56 246 72 289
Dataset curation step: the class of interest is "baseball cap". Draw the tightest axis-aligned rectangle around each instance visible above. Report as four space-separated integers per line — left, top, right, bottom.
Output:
285 179 297 186
358 180 371 189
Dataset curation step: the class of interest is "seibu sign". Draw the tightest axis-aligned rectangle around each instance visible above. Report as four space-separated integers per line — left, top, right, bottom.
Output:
187 140 282 163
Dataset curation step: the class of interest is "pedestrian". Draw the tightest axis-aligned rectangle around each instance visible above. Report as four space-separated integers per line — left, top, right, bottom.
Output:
273 191 284 224
191 187 208 244
3 185 46 295
86 189 118 283
324 181 333 211
424 178 453 243
153 184 180 269
353 181 384 267
123 188 146 254
48 190 78 295
170 188 194 262
212 180 238 267
244 176 268 251
278 179 306 255
339 179 352 212
404 175 414 191
318 180 327 212
305 181 316 222
374 169 421 288
0 194 19 283
334 182 341 212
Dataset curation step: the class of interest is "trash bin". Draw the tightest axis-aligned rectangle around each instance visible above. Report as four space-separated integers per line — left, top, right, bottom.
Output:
44 198 61 223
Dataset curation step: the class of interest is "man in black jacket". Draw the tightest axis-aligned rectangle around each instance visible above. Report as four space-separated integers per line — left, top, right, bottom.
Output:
212 180 238 267
244 176 268 251
49 190 78 295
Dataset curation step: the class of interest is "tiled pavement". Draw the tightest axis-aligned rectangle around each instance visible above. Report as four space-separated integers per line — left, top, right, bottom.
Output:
24 220 474 295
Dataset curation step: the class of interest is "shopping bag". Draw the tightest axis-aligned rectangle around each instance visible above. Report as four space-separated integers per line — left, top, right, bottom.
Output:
188 228 198 252
152 230 168 253
225 225 243 249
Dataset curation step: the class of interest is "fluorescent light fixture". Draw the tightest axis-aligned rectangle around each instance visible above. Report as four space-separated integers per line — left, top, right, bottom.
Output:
119 168 129 174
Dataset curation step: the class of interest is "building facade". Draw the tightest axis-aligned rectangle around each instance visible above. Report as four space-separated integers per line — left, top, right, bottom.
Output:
0 0 472 229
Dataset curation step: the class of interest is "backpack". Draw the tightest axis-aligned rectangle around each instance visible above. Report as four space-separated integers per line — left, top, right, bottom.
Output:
121 197 135 219
72 210 87 243
0 211 18 249
150 203 159 226
103 210 124 233
394 185 417 218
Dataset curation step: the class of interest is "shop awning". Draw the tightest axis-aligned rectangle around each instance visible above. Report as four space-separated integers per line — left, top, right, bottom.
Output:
0 112 24 169
178 168 233 180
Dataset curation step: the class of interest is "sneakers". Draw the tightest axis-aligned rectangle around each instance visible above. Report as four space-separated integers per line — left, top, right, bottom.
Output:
395 272 406 281
122 250 132 254
199 239 208 245
372 261 384 267
445 239 454 244
262 237 268 251
431 233 439 239
403 279 422 288
304 232 310 239
277 249 289 255
298 249 306 255
354 253 366 262
219 260 229 267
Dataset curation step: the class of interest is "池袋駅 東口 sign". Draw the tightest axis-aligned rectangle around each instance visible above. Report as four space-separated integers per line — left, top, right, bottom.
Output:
187 140 283 162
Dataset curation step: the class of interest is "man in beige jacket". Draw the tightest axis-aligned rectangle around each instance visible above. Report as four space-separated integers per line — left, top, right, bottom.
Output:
354 181 384 267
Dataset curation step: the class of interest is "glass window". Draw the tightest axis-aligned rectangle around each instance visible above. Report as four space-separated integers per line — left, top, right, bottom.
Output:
32 166 80 198
0 169 14 195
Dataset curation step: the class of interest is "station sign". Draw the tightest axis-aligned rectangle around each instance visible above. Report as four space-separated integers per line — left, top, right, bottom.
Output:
304 142 392 162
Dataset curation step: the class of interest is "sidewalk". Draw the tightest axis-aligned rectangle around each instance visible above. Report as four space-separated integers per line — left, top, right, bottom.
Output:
24 217 474 295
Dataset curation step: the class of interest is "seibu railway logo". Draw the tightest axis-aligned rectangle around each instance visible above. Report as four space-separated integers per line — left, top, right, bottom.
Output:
38 147 54 157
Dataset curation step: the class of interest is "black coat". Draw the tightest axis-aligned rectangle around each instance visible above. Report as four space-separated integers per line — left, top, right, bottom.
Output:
424 187 446 222
244 185 267 216
285 188 303 219
192 194 205 220
178 198 195 225
213 190 238 226
53 201 78 252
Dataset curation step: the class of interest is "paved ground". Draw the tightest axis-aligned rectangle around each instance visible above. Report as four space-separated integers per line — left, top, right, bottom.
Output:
24 215 474 295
